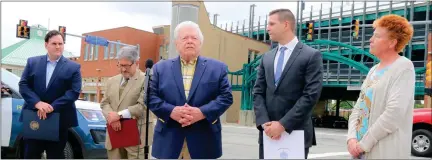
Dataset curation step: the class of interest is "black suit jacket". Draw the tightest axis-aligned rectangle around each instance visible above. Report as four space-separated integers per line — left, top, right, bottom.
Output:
253 42 323 148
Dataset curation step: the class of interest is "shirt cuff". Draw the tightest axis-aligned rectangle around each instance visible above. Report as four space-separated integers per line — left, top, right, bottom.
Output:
118 109 131 119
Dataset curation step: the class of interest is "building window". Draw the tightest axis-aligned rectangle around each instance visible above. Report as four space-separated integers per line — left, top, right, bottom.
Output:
83 93 89 101
110 43 115 59
159 45 163 60
248 49 260 63
89 44 94 60
104 46 109 59
116 40 121 59
84 44 89 61
94 45 99 60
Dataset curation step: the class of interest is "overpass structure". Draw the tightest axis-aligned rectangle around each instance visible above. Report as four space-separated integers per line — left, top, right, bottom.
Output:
228 39 429 110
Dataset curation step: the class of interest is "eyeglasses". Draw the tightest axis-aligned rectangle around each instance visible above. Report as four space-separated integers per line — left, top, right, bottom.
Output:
117 62 134 69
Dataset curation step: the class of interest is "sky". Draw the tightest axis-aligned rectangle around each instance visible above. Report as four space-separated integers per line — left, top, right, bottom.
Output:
1 1 349 56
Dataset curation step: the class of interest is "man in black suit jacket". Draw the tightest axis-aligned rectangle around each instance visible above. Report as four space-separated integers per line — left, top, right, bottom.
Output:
253 9 323 159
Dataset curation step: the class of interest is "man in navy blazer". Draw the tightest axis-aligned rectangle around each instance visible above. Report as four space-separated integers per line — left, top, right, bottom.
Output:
148 21 233 159
18 30 82 159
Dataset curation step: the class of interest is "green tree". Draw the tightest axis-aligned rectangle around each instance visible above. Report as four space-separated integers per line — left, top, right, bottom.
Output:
414 104 424 108
331 101 354 110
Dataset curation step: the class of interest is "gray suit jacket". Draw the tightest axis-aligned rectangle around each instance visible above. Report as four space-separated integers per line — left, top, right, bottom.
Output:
253 42 323 148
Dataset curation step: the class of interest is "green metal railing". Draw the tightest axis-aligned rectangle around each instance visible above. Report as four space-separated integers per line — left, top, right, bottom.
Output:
228 69 243 91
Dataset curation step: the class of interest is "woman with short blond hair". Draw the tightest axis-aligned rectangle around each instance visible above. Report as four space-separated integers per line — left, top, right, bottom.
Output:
347 14 415 159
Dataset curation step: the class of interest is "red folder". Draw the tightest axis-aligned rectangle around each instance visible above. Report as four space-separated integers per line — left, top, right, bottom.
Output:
107 119 140 149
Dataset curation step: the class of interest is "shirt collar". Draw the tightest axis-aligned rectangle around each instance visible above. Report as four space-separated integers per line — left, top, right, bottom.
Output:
180 57 198 66
121 68 140 83
278 36 299 52
47 54 61 62
121 77 129 83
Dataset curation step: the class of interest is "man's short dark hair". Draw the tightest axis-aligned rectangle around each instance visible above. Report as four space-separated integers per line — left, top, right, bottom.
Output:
269 9 296 32
44 30 65 43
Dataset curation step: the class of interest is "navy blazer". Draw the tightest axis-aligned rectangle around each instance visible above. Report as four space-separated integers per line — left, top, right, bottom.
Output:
19 55 82 129
149 56 233 159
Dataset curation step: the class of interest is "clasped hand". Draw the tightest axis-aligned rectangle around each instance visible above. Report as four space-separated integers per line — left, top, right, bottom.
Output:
107 112 122 131
35 101 54 120
170 104 205 127
347 139 365 158
263 121 286 140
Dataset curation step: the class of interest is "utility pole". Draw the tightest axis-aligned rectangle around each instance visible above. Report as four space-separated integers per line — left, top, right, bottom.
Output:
213 13 219 26
249 4 256 38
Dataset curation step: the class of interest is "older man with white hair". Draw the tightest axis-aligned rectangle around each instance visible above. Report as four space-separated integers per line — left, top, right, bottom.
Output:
148 21 233 159
100 46 154 159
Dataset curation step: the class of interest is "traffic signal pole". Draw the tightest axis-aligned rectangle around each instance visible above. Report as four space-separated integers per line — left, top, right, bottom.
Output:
22 24 137 48
19 21 140 104
425 32 432 108
62 31 137 47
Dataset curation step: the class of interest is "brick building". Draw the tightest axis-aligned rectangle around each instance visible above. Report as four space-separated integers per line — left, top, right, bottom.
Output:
76 26 163 102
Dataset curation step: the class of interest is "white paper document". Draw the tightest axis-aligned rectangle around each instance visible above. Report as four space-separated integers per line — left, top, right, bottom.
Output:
263 130 305 159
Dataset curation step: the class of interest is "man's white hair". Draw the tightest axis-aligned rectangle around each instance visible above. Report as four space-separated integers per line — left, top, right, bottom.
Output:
173 21 204 44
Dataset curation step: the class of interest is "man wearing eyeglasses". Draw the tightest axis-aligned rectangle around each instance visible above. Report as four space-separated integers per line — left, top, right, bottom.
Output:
100 46 154 159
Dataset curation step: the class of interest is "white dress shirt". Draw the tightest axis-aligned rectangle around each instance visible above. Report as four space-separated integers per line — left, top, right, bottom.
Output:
263 37 299 129
46 55 61 88
273 37 299 76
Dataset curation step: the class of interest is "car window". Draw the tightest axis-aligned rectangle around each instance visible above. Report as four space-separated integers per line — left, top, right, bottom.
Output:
1 82 21 99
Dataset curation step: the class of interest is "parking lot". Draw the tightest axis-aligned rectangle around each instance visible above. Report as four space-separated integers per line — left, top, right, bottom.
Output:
220 123 430 159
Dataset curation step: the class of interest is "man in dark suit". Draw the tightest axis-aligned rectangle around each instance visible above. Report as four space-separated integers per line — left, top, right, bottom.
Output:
253 9 323 159
19 30 82 159
148 21 233 159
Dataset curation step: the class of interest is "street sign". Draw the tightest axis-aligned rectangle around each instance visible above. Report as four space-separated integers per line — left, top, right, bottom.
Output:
85 35 109 47
347 85 361 91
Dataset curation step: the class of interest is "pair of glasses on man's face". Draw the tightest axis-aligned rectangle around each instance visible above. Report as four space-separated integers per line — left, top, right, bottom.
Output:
117 62 134 69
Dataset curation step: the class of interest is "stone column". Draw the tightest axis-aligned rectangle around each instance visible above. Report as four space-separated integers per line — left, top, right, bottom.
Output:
313 100 327 118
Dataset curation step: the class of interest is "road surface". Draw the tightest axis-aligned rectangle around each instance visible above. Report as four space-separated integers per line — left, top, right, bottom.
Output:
220 124 429 159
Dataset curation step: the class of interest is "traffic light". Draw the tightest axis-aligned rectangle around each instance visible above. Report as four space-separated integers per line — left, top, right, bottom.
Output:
59 26 66 44
17 25 25 37
351 19 360 39
302 21 314 41
426 61 431 82
16 20 30 39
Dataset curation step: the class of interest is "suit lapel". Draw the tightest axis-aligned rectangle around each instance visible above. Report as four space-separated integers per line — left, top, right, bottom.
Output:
113 76 121 109
268 48 278 87
275 43 303 90
187 56 207 101
172 57 186 101
39 56 48 91
46 56 66 90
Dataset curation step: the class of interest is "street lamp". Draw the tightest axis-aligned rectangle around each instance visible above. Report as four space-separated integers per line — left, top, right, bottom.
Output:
96 69 102 103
